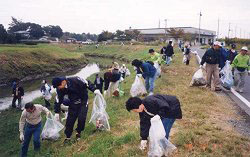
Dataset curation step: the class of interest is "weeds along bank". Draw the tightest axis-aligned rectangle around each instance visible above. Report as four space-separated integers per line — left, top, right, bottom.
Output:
0 44 250 156
0 44 86 85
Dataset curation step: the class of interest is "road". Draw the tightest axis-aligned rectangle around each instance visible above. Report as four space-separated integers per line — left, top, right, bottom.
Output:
191 46 250 116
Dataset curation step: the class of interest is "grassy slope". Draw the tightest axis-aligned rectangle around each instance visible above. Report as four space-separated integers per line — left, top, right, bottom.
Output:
0 44 86 84
0 45 249 157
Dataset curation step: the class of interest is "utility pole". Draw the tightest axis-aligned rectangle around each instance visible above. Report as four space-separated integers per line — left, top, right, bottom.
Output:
164 19 168 40
228 23 231 39
240 28 242 38
198 11 202 44
235 25 237 38
217 18 220 39
158 19 160 28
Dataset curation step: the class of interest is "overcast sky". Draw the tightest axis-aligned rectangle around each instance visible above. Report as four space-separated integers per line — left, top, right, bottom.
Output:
1 0 250 38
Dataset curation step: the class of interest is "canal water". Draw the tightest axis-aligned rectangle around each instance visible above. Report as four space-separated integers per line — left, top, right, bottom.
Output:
0 64 100 111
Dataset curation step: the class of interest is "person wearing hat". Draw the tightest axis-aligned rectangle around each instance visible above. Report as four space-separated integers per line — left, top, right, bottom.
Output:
231 46 250 93
228 44 238 64
52 76 98 141
120 64 129 79
40 80 52 108
200 41 222 91
132 59 157 95
184 44 191 65
106 62 122 97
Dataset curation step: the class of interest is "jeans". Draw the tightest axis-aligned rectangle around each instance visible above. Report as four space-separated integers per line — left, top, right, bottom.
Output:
166 56 172 65
21 122 41 157
145 73 157 93
161 118 175 139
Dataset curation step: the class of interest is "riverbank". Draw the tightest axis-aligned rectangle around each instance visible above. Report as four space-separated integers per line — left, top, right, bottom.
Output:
0 44 87 86
0 45 249 156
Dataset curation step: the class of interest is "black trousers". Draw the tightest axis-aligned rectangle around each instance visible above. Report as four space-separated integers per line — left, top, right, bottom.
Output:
96 85 103 94
12 96 21 108
104 80 110 91
64 103 88 138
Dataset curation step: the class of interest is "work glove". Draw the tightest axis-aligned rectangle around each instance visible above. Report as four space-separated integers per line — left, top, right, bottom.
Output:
46 111 51 118
54 113 60 121
20 132 24 142
136 74 142 77
94 89 101 95
139 140 147 150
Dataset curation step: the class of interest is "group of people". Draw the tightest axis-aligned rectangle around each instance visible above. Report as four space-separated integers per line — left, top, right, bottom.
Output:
200 41 250 92
17 40 184 156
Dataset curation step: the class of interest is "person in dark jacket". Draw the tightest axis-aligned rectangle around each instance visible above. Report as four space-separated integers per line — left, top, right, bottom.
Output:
125 94 182 150
12 82 24 109
94 74 104 94
165 41 174 65
104 70 112 92
200 41 221 91
132 59 157 95
219 47 229 69
228 43 238 64
52 76 98 142
184 44 191 65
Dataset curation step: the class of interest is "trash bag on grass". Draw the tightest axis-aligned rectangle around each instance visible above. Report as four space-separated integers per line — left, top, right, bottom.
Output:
89 93 110 131
41 113 64 140
190 68 206 86
148 115 176 157
220 61 234 89
130 75 147 97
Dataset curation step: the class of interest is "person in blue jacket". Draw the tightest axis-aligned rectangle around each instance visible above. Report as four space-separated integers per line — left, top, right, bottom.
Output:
219 46 229 69
132 59 156 95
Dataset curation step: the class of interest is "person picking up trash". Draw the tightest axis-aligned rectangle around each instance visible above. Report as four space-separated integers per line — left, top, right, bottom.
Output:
52 76 99 142
132 59 156 95
19 103 51 157
125 94 182 150
231 46 250 93
40 80 52 108
148 49 162 78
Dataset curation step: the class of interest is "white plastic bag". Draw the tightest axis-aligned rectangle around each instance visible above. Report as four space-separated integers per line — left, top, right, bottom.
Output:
125 68 131 76
41 113 64 140
183 55 187 63
220 61 234 89
154 62 161 78
130 75 147 97
148 115 176 157
89 93 110 131
190 68 206 86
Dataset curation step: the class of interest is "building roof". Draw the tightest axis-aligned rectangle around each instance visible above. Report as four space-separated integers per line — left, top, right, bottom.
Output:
128 27 216 36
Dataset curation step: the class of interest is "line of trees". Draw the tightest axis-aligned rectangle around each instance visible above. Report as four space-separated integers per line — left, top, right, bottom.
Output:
97 29 141 42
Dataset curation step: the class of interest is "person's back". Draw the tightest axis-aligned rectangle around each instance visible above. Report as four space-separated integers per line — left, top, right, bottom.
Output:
165 43 174 57
141 62 156 78
201 48 220 65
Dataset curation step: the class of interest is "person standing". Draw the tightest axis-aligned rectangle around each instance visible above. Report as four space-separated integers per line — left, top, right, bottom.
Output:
120 64 129 79
231 46 250 93
40 80 52 108
200 41 221 91
228 43 238 64
125 94 182 150
184 44 191 65
165 41 174 65
132 59 156 95
52 76 98 142
106 63 121 97
12 82 24 109
19 103 50 157
94 74 104 94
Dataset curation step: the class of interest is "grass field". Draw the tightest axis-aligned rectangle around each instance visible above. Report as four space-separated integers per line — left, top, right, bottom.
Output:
0 44 249 156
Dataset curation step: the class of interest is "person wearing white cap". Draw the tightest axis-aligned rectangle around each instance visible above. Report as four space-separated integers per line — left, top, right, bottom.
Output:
231 46 250 93
200 41 221 91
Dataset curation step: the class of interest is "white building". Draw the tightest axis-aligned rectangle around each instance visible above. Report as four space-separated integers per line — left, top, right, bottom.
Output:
127 27 216 45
